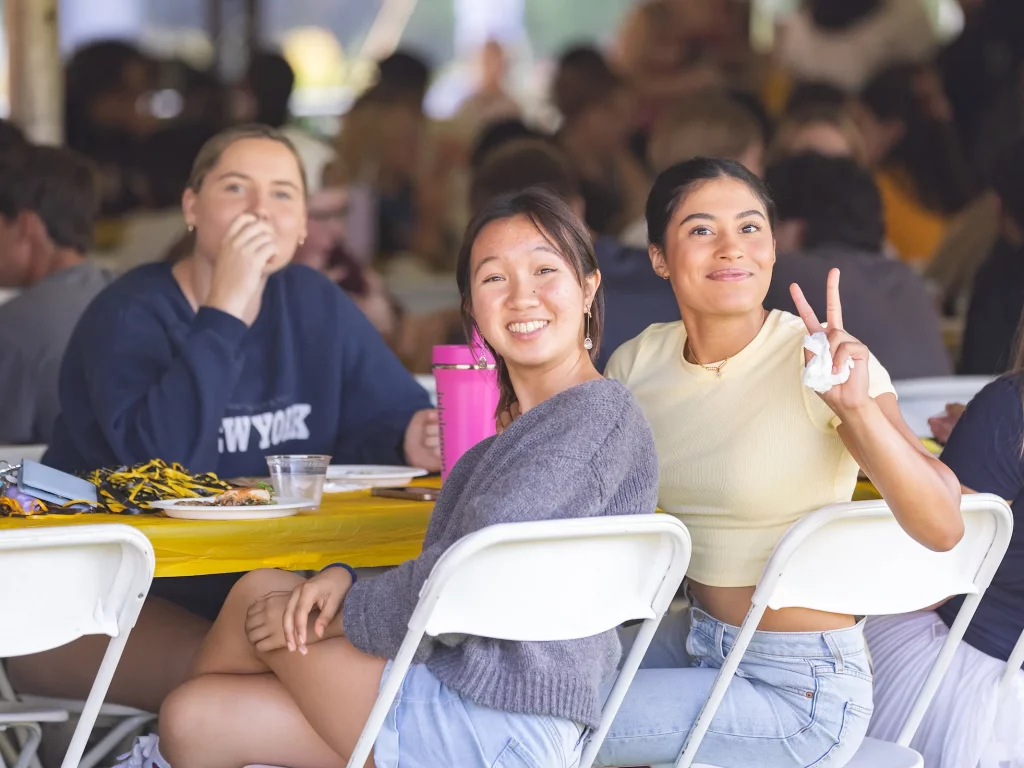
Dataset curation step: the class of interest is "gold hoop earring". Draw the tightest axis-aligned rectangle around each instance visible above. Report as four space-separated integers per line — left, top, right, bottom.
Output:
583 308 593 351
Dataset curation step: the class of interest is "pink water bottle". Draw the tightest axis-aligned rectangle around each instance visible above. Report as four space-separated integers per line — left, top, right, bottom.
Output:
432 334 500 481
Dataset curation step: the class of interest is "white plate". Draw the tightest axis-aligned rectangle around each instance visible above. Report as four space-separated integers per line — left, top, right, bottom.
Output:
323 480 368 494
325 465 429 488
150 496 309 520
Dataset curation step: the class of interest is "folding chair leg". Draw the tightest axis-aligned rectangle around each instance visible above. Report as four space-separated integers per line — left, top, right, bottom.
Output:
20 738 40 768
61 632 132 768
0 726 40 768
77 713 156 768
0 667 40 768
7 723 41 768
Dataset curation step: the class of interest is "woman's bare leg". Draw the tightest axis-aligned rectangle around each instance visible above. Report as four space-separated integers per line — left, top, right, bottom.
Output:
187 568 303 677
161 569 386 768
6 597 209 712
160 674 351 768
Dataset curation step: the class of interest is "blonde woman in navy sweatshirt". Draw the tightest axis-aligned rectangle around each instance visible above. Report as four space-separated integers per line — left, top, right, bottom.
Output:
46 124 438 478
10 125 440 717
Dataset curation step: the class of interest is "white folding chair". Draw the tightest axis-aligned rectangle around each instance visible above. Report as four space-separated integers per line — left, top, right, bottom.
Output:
0 524 155 768
344 514 692 768
662 493 1013 768
893 376 994 437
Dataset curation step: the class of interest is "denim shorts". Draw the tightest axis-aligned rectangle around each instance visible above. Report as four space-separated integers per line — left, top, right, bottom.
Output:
373 661 585 768
595 605 874 767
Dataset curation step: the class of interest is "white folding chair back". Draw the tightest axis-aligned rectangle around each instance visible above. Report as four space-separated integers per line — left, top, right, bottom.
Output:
673 494 1013 768
893 376 994 436
0 447 46 467
346 514 692 768
0 525 154 768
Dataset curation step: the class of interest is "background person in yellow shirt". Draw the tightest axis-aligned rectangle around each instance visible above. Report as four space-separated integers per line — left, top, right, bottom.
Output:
596 157 962 767
853 63 976 263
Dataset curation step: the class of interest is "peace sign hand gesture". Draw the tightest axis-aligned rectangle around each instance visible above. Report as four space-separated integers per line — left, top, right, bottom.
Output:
790 268 871 416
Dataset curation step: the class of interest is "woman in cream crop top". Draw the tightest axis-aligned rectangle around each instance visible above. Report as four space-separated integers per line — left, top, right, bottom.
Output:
604 160 962 591
596 158 963 768
606 308 897 586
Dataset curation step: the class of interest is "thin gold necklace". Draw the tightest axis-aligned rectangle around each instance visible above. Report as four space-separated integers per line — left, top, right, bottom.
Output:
683 309 769 378
683 340 729 378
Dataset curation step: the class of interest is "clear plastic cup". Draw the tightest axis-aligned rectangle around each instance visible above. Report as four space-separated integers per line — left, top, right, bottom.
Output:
265 455 331 510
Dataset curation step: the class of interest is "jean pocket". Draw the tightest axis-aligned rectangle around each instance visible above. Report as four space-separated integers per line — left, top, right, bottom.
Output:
807 701 873 767
492 738 544 768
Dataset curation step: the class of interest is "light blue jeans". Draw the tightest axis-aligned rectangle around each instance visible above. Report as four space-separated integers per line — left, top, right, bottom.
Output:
596 605 874 767
373 661 585 768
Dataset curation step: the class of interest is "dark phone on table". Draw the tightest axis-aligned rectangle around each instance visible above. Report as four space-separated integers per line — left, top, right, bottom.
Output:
371 486 439 502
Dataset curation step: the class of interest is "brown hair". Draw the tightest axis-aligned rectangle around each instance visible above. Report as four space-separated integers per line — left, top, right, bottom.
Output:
456 187 604 415
186 123 307 194
0 145 98 253
648 93 764 175
469 139 580 217
333 94 422 184
616 0 677 74
769 104 868 165
552 47 623 123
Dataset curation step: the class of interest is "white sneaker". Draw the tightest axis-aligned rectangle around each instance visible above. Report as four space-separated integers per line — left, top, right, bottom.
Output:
113 734 171 768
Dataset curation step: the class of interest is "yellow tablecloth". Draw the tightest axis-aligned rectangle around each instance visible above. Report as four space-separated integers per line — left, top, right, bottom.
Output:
853 480 881 502
0 480 441 578
0 452 921 579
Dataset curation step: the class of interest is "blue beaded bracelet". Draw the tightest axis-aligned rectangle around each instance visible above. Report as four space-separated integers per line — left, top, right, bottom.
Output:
321 562 358 583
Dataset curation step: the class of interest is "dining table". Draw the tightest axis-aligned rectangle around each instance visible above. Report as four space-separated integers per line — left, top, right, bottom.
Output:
0 478 442 578
0 467 903 579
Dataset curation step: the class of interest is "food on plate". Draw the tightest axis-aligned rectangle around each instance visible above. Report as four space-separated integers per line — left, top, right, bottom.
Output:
194 487 275 507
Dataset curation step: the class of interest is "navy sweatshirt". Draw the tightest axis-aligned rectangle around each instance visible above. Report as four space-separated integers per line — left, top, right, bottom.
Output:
45 263 431 478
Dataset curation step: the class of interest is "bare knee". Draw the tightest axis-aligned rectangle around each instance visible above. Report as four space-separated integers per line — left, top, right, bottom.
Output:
159 680 212 766
188 570 306 679
228 569 304 608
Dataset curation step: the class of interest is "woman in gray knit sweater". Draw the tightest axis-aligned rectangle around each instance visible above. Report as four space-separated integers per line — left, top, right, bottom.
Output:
151 188 659 768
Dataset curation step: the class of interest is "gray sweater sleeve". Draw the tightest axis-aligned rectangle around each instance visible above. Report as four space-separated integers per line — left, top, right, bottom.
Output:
342 452 602 658
342 383 650 660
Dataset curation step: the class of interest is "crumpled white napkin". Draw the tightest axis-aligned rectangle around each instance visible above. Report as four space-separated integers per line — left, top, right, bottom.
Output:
802 331 853 394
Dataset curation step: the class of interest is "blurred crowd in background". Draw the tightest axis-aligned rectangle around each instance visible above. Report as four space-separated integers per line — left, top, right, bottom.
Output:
4 0 1024 400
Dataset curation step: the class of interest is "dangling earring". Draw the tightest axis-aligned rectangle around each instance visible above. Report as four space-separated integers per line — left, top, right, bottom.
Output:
583 308 593 350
